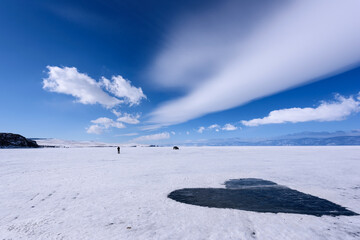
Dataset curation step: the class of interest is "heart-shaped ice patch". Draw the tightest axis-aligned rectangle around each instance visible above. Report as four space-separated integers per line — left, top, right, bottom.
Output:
168 178 357 216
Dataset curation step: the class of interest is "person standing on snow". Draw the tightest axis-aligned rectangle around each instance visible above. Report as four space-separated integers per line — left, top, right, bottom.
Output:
117 146 120 154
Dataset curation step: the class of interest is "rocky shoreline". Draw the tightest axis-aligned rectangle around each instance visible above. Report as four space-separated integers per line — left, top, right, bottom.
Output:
0 133 39 148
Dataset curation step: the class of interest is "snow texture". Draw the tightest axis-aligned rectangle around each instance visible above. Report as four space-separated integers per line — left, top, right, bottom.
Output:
1 146 360 239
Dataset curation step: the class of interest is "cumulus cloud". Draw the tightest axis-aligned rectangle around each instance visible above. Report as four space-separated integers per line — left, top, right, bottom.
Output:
43 66 146 108
132 132 170 142
242 94 360 126
197 123 236 132
208 124 220 129
197 126 205 133
222 124 237 131
116 112 141 124
87 117 125 134
86 125 104 135
149 0 360 126
43 66 121 108
100 76 146 106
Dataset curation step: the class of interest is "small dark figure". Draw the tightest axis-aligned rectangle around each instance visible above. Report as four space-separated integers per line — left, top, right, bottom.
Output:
117 146 120 154
173 146 179 150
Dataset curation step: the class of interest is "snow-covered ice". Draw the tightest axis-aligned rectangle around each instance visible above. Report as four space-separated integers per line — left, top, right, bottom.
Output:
0 146 359 239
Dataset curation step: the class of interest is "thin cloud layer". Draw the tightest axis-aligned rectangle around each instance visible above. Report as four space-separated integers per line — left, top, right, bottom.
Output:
119 133 139 137
132 132 170 142
242 93 360 127
43 66 146 108
149 0 360 126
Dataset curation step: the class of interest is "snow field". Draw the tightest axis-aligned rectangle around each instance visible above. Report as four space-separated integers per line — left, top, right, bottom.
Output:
0 146 359 239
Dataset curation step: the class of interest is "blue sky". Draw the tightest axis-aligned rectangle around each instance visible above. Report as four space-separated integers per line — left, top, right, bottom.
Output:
1 0 360 144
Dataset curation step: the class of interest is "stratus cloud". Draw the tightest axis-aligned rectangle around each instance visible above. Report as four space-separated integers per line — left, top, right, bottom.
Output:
149 0 360 126
222 124 237 131
43 66 146 108
100 76 146 106
132 132 170 142
242 94 360 127
87 117 125 134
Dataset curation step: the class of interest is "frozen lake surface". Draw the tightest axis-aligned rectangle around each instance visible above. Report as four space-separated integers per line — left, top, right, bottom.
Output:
1 146 360 239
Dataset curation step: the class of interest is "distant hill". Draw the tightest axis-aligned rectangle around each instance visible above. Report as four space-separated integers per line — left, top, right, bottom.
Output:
173 130 360 146
0 133 39 148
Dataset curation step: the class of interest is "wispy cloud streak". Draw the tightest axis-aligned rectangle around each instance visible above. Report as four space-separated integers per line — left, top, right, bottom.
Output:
149 0 360 126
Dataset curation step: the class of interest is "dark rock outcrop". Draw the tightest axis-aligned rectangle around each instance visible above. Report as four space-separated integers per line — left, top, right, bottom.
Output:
0 133 39 148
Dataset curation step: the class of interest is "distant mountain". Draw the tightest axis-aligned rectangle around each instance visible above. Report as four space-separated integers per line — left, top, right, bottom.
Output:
239 136 360 146
174 130 360 146
0 133 39 148
276 130 360 139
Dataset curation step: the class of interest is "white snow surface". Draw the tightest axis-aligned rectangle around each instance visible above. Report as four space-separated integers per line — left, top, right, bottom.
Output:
0 146 359 239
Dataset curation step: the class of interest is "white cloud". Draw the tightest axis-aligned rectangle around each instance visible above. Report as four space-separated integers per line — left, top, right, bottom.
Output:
87 117 125 134
171 131 176 135
208 124 220 129
116 112 141 124
86 125 104 135
197 126 205 133
43 66 146 108
43 66 121 108
43 66 147 134
111 109 122 117
140 124 163 131
132 132 170 142
148 0 360 126
91 117 125 128
186 131 190 135
242 94 360 127
100 75 146 106
222 123 237 131
118 133 139 137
